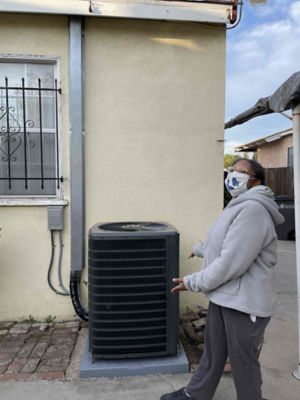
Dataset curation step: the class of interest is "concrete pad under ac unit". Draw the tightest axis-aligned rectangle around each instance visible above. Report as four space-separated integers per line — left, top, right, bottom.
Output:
80 339 189 378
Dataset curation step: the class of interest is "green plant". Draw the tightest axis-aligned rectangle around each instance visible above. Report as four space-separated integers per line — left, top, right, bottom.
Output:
224 154 240 169
44 315 56 324
29 332 44 339
0 323 13 331
21 315 37 324
28 315 37 324
184 306 196 314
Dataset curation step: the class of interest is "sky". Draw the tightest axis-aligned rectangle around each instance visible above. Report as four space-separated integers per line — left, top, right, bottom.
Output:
225 0 300 154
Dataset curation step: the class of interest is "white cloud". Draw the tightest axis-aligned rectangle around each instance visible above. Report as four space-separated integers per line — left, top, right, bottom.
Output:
290 1 300 20
226 0 300 124
254 7 274 18
248 21 292 39
251 0 291 17
224 140 243 155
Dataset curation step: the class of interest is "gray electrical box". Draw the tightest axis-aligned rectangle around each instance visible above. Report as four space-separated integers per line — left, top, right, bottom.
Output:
48 206 64 230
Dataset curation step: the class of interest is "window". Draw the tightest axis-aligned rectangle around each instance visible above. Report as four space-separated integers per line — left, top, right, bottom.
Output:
0 59 62 196
287 147 293 169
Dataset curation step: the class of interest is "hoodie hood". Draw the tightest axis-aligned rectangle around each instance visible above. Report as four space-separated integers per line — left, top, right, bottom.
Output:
227 186 285 226
246 185 275 200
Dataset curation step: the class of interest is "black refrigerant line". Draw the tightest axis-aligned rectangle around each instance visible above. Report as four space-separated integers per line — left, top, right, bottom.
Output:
70 270 88 321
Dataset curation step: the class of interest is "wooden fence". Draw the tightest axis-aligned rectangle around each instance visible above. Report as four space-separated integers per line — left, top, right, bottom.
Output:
264 167 294 196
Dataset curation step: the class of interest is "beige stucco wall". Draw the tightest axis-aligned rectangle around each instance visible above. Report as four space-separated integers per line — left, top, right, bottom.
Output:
84 18 226 312
0 14 73 321
0 14 226 321
257 135 293 168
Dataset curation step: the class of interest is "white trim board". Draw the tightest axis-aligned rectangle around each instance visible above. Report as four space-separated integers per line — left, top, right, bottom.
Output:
0 0 233 23
0 198 68 206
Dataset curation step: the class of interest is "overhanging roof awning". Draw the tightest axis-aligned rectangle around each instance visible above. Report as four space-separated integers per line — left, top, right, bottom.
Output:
225 71 300 129
234 128 292 152
0 0 234 23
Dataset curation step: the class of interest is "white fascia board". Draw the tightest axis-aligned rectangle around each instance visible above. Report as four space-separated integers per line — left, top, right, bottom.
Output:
265 134 281 143
88 0 232 23
0 0 233 23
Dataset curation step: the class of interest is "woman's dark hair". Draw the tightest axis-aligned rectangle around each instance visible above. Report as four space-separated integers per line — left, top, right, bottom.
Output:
232 158 265 185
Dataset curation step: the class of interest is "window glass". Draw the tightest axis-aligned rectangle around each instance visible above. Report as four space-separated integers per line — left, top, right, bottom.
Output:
0 61 59 196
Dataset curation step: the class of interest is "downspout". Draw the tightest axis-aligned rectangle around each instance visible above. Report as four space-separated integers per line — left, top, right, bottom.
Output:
293 103 300 380
69 16 88 320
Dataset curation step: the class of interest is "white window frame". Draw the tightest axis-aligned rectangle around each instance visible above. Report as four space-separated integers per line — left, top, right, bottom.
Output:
0 54 66 206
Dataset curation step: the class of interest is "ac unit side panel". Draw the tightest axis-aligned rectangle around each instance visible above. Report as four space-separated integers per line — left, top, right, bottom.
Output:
166 233 180 355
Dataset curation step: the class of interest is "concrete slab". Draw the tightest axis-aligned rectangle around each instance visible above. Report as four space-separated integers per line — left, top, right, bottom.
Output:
259 240 300 400
0 373 235 400
80 340 189 378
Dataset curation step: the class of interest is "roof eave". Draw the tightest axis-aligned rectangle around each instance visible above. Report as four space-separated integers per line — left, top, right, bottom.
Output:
0 0 233 24
234 147 257 152
234 128 293 153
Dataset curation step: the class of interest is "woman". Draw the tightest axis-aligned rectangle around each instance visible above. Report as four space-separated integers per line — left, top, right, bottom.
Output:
160 159 284 400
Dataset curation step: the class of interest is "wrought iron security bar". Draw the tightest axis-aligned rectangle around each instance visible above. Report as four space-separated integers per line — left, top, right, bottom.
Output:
0 77 62 191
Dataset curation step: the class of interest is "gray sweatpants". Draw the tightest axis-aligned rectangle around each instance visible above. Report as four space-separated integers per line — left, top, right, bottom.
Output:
186 302 270 400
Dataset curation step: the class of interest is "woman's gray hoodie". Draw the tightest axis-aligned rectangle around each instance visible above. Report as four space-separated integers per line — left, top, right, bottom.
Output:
183 186 285 317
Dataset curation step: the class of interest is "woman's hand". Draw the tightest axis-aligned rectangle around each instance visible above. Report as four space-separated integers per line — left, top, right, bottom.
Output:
171 278 187 293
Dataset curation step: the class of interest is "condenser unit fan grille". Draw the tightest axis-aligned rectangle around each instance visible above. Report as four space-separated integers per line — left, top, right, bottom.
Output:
89 238 170 359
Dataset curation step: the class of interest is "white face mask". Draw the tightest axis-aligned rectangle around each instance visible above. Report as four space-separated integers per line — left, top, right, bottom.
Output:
225 171 249 198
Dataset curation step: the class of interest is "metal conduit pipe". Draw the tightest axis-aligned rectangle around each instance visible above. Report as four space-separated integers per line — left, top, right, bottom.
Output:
47 230 69 296
69 16 88 320
58 231 70 294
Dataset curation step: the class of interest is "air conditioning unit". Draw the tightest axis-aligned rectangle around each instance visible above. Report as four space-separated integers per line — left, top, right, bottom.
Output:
88 222 179 361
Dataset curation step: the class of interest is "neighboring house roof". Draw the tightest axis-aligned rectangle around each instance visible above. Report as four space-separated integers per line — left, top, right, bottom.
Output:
0 0 234 24
234 128 293 152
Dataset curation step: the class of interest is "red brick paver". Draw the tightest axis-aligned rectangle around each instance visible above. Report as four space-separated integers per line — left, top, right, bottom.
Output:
0 365 7 374
0 373 34 382
0 371 65 382
6 357 27 374
0 353 14 366
0 320 81 382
